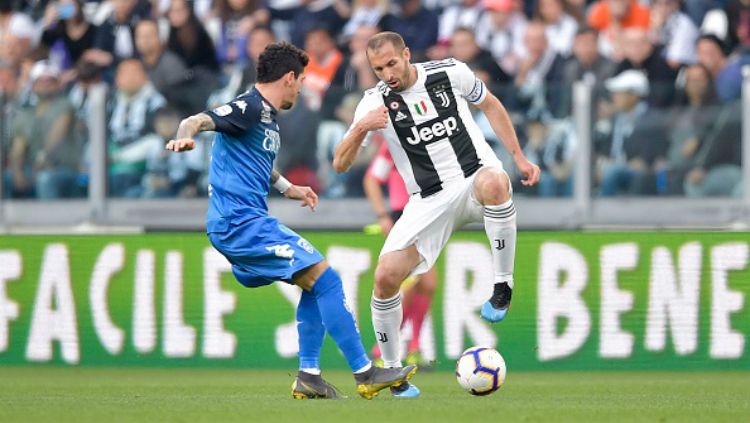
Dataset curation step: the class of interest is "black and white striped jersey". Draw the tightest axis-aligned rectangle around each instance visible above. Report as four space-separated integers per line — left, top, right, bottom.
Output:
347 58 501 197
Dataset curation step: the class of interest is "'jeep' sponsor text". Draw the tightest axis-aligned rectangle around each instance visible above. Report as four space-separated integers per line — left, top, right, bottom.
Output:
406 116 459 145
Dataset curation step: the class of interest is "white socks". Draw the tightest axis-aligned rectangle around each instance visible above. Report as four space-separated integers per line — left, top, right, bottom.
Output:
371 293 403 368
484 199 517 289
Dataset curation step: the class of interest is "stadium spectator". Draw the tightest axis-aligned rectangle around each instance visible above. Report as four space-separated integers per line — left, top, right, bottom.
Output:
515 21 566 117
437 0 484 47
142 108 201 198
68 60 104 154
302 27 343 111
595 70 668 196
684 100 743 197
614 28 676 107
521 111 576 197
695 34 748 103
648 0 699 68
270 0 350 49
0 61 19 170
5 61 81 199
378 0 439 60
664 64 721 195
86 0 144 70
208 0 269 65
560 27 617 115
236 25 275 94
322 25 378 119
475 0 527 75
40 0 97 70
536 0 578 57
724 0 750 51
135 18 195 114
167 0 221 111
341 0 386 40
0 0 36 66
107 59 167 197
449 27 511 88
316 93 364 197
587 0 650 58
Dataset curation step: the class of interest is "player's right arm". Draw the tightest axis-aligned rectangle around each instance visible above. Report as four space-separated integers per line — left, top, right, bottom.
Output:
332 93 389 173
166 113 215 152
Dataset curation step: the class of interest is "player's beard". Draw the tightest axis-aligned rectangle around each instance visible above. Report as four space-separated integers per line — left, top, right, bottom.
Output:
390 65 412 92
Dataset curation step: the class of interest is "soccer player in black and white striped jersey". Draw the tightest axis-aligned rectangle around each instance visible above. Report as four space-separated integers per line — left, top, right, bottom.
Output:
333 32 540 398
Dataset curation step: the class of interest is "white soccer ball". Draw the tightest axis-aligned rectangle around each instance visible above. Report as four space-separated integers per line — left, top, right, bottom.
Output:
455 346 507 396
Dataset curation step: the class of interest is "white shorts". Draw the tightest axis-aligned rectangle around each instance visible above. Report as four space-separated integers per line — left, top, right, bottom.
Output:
380 164 508 275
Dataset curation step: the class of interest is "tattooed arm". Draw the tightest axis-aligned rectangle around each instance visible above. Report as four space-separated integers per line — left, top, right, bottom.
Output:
165 113 216 152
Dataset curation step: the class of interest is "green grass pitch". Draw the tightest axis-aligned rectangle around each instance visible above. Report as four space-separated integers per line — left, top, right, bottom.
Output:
1 368 748 422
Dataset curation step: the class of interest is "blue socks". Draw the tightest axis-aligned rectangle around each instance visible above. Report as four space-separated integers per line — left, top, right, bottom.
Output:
308 267 370 372
297 289 324 371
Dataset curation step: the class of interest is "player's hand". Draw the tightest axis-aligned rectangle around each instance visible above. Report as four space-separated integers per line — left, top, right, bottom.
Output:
515 157 541 186
284 185 318 212
359 106 389 132
165 138 195 152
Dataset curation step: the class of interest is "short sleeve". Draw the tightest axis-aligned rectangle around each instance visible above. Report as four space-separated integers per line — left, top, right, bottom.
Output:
454 61 487 105
204 96 261 137
344 91 383 147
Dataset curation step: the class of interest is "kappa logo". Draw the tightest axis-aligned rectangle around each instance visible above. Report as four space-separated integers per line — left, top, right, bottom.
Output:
233 100 247 114
297 238 314 254
394 111 408 122
266 244 295 259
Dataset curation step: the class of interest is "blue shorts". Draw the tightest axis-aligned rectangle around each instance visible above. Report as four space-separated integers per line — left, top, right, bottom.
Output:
207 215 324 288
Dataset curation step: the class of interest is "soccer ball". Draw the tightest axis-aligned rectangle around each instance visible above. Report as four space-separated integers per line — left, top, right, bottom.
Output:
455 346 507 396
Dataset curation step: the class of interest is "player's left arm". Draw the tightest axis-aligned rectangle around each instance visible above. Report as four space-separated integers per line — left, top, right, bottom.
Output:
476 93 540 186
454 60 540 186
271 169 318 212
165 113 215 152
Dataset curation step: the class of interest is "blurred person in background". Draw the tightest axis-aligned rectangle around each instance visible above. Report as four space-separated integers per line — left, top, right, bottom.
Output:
695 34 747 104
594 70 668 196
0 0 36 66
5 60 82 199
208 0 269 65
269 0 350 49
341 0 386 40
0 61 19 173
514 21 566 117
135 18 195 114
587 0 650 59
683 100 743 198
86 0 144 71
430 0 483 58
302 27 343 112
521 110 576 197
449 27 510 88
107 58 167 197
648 0 698 69
536 0 578 57
724 0 750 51
142 107 202 197
560 27 616 115
664 63 721 195
68 60 104 184
363 139 436 368
167 0 221 110
614 28 676 107
322 25 378 119
40 0 97 71
378 0 439 60
475 0 527 75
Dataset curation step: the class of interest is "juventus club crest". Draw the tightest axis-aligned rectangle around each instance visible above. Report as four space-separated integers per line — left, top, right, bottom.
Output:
432 83 452 108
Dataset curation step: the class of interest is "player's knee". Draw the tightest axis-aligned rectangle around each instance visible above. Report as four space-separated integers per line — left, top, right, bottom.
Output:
477 169 511 205
374 261 405 298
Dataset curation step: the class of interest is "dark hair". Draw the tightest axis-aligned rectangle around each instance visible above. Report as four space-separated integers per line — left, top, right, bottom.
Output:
367 31 406 53
256 42 309 83
696 34 728 57
575 26 598 38
75 60 102 82
674 63 718 106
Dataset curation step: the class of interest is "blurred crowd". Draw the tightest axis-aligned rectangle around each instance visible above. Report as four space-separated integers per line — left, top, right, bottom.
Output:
0 0 746 200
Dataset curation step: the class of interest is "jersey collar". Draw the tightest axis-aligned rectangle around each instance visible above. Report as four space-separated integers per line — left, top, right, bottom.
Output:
253 86 278 115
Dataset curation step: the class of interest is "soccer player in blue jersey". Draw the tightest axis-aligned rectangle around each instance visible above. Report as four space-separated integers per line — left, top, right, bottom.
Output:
166 42 416 400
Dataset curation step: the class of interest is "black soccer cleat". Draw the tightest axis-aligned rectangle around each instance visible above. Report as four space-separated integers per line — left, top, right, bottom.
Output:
292 371 345 399
481 282 512 323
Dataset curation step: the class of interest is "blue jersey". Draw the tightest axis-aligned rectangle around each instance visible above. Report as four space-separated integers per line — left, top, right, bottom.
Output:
203 88 324 288
204 88 281 229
